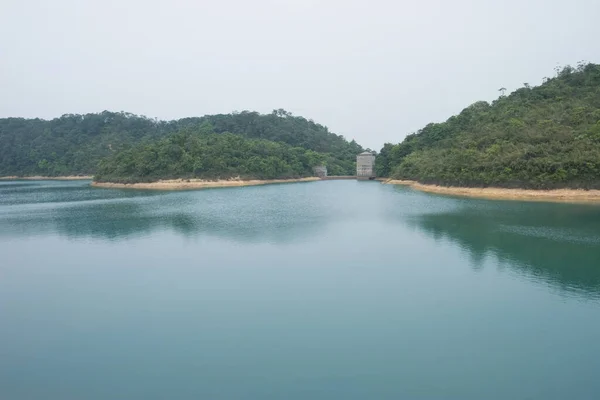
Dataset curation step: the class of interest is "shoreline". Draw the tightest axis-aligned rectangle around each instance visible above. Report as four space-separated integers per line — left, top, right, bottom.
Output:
0 175 93 180
383 179 600 203
91 177 320 190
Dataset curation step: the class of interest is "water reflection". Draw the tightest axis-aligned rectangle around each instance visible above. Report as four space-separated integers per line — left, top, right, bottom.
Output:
4 180 600 298
0 179 157 205
0 180 331 244
408 200 600 297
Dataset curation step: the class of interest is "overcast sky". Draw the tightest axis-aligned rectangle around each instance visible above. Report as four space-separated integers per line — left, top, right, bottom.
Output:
2 0 599 149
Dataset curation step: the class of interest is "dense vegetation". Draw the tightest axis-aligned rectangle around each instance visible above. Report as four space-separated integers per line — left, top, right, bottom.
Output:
0 109 362 177
95 125 353 183
377 63 600 189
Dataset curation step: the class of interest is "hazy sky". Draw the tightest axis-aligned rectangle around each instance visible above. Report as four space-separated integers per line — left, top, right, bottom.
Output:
2 0 599 149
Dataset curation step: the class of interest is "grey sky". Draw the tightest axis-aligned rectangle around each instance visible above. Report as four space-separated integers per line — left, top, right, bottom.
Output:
2 0 599 150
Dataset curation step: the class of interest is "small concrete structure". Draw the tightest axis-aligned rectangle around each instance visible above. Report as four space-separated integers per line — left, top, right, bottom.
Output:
356 151 376 179
313 165 327 178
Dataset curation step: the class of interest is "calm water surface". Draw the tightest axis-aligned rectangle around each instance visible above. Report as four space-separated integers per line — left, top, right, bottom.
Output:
1 180 600 399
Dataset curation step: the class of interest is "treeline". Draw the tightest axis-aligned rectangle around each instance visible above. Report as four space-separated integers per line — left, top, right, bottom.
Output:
377 63 600 189
95 126 346 183
0 109 362 177
0 112 167 176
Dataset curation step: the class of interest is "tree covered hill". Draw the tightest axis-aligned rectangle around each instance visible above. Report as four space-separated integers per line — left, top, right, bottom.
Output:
377 63 600 189
0 109 362 177
94 126 351 183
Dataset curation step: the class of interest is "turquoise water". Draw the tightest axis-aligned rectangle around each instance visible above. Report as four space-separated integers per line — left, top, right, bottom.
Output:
1 179 600 399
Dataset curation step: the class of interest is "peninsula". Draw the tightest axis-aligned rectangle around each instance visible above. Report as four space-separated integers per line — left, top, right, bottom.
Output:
376 63 600 199
0 109 363 180
383 179 600 203
91 177 320 190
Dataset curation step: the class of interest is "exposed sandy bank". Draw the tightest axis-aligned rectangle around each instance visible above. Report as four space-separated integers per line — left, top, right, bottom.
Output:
383 179 600 203
91 177 320 190
0 175 93 180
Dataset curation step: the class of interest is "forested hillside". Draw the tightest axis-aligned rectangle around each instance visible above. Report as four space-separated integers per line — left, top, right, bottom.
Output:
377 63 600 189
0 109 362 176
94 126 350 183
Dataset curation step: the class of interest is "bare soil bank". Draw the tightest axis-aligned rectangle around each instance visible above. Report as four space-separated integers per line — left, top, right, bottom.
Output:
91 177 320 190
383 179 600 203
0 175 93 180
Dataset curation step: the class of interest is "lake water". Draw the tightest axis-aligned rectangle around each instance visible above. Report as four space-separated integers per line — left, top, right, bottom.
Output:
1 179 600 400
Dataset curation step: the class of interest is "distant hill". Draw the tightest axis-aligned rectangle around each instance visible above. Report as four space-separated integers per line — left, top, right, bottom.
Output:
0 109 362 177
94 127 351 183
377 63 600 189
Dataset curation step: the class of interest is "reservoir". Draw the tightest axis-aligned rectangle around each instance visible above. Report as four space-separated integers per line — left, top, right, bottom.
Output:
1 179 600 399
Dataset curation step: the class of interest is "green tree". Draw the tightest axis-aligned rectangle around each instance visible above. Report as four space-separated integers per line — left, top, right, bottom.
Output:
0 110 363 177
379 63 600 190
